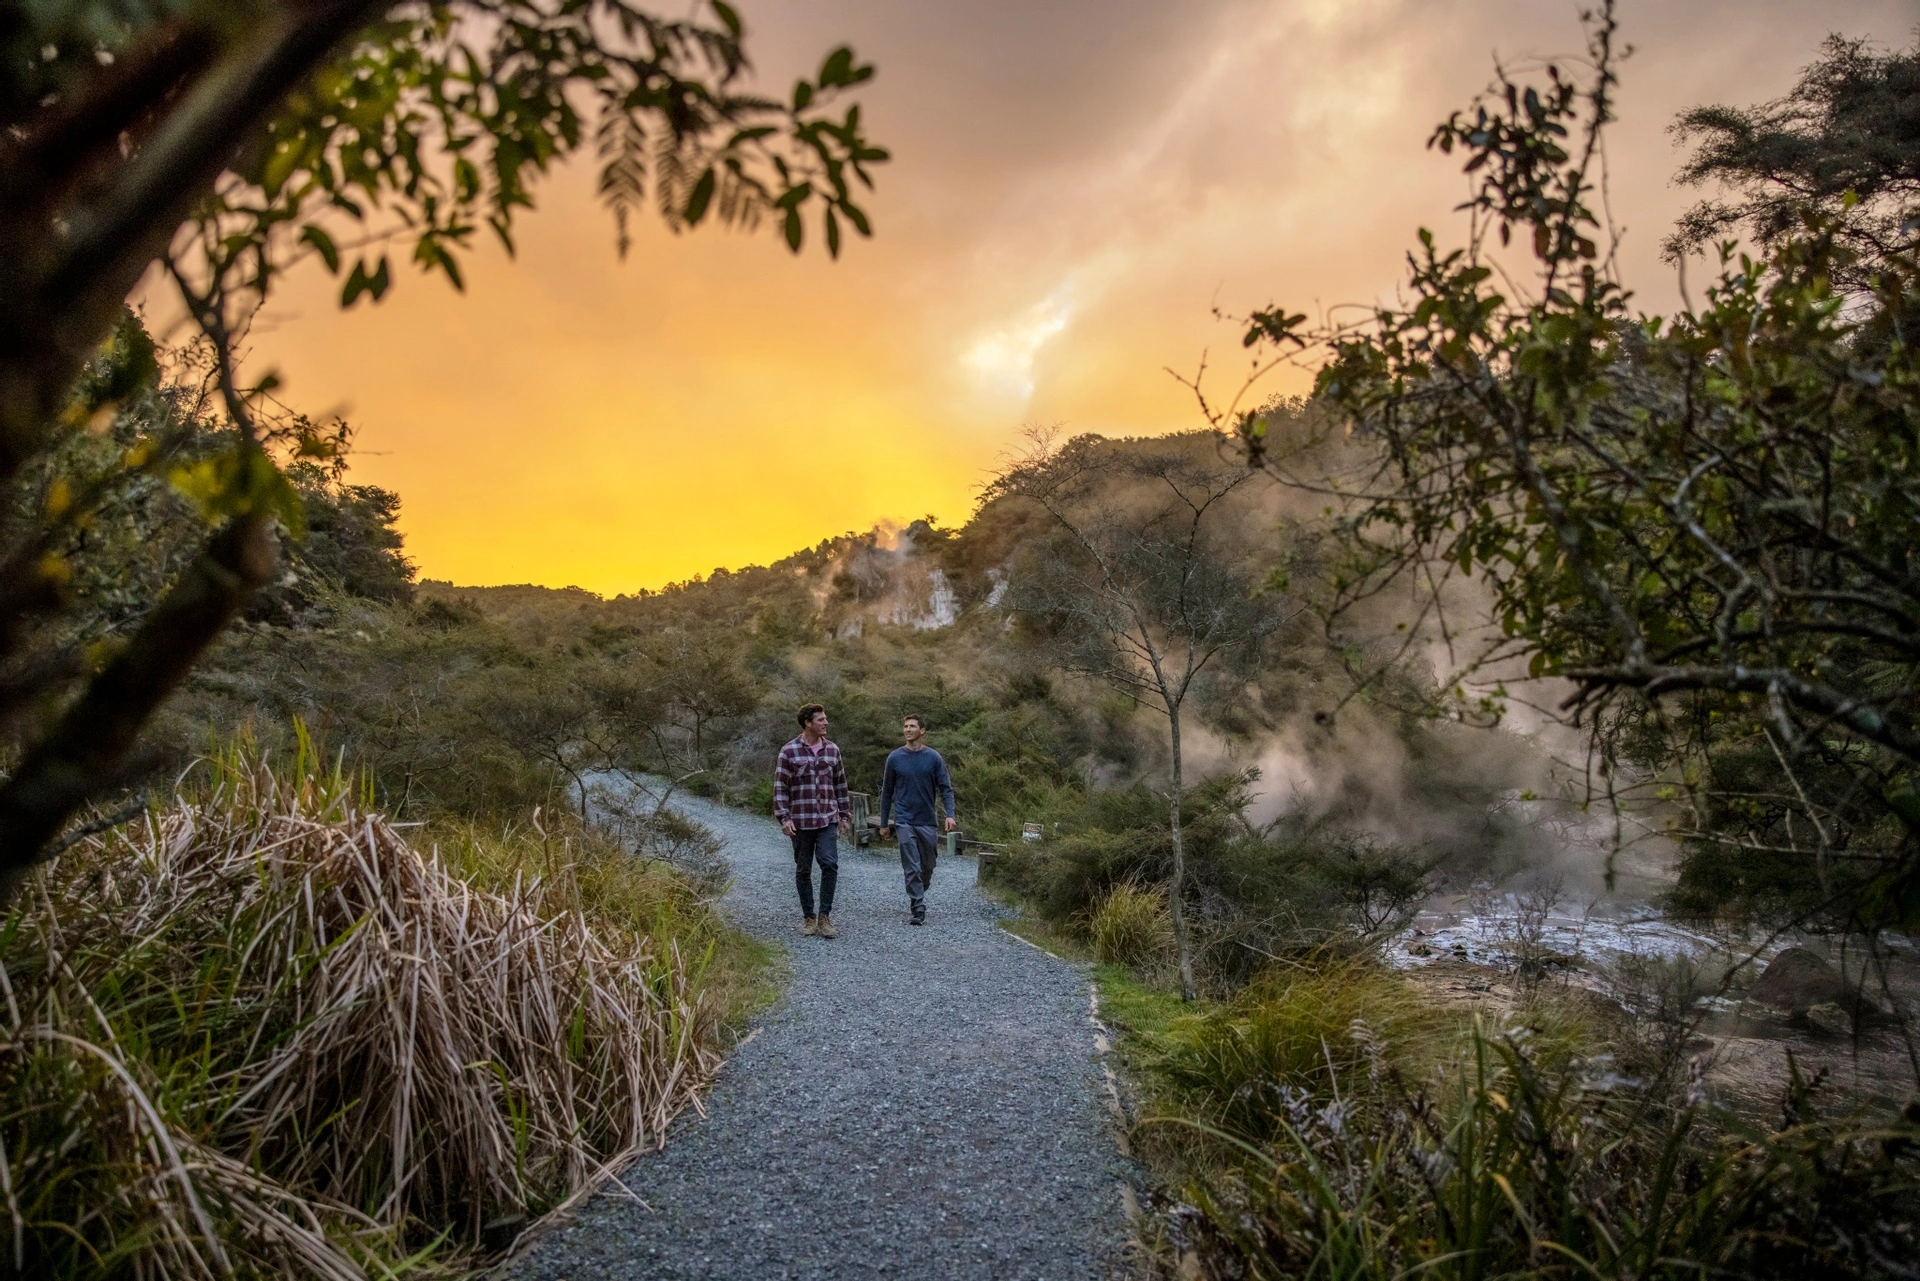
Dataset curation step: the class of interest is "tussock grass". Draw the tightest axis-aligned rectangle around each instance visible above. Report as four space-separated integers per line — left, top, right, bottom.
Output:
1089 880 1173 970
1153 957 1457 1151
0 742 727 1277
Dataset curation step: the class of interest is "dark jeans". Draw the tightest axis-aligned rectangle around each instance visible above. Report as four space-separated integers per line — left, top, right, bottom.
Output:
792 825 839 917
897 824 939 913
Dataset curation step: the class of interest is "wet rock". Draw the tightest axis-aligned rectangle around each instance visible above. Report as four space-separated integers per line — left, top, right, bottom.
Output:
1804 1002 1854 1038
1743 947 1848 1016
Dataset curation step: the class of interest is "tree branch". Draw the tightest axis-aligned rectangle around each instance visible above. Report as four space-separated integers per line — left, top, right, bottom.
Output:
0 511 277 902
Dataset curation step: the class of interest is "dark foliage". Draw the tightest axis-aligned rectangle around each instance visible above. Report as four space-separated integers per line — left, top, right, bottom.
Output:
1236 6 1920 939
992 772 1429 991
1669 34 1920 287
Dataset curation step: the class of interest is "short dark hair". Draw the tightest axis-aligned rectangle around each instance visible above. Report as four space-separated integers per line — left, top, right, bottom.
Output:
902 713 926 728
797 702 826 728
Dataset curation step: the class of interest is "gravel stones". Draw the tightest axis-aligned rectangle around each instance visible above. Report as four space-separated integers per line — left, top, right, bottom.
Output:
497 797 1132 1280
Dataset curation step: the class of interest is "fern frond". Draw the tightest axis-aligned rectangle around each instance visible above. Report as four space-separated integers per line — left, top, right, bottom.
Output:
595 102 649 257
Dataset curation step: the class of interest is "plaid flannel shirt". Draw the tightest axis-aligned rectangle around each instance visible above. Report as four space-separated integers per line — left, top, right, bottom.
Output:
773 735 850 830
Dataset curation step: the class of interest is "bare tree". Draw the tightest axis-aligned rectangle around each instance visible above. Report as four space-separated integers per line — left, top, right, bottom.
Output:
486 671 608 819
987 432 1292 999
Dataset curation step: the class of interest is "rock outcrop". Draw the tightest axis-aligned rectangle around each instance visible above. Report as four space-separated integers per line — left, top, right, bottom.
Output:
1743 946 1895 1034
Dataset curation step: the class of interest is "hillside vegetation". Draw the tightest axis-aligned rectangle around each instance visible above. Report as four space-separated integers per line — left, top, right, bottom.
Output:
155 431 1549 875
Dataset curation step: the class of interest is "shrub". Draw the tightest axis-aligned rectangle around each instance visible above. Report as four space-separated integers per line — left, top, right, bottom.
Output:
990 774 1267 926
1312 838 1430 935
1090 880 1174 968
0 744 724 1276
992 776 1416 991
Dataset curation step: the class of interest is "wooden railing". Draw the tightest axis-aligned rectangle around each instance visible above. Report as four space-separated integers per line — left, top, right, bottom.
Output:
846 791 1009 869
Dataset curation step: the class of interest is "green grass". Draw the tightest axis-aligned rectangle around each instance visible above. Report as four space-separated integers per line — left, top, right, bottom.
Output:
1093 963 1209 1059
1088 880 1173 969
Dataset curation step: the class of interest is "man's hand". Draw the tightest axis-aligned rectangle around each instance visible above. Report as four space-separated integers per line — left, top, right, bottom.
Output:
780 818 796 836
879 824 892 840
837 817 851 838
944 817 957 833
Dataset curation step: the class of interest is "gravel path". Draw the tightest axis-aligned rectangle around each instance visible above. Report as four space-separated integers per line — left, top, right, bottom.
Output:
498 793 1132 1280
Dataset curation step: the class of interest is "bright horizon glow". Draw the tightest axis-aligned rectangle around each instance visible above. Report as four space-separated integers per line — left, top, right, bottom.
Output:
195 0 1908 595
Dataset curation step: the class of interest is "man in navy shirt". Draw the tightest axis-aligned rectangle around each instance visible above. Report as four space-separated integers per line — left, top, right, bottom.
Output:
878 713 956 925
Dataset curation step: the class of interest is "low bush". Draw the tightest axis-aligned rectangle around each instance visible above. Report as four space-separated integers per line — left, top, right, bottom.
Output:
0 742 728 1277
991 775 1432 992
988 776 1248 925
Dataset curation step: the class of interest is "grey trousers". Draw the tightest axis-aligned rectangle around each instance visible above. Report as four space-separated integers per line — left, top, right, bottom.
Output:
897 825 939 912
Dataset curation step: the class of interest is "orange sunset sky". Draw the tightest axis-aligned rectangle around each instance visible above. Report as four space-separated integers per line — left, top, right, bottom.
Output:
212 0 1915 595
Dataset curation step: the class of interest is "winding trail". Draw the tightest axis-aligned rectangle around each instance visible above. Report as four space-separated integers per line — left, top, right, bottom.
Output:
498 793 1132 1280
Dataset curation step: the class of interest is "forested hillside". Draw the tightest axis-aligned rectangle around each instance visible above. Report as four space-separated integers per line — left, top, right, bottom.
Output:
152 428 1559 895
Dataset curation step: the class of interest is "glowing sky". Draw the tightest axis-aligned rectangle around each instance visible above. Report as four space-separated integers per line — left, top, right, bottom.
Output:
236 0 1914 594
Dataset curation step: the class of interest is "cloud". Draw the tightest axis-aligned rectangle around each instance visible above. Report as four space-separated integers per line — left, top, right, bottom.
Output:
226 0 1915 592
960 284 1076 404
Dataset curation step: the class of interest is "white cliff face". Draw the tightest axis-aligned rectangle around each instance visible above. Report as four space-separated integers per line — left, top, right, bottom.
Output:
813 523 1018 634
875 566 960 631
919 569 959 630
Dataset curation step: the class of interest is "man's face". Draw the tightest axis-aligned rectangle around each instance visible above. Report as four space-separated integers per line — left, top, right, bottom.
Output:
902 718 924 746
806 711 829 736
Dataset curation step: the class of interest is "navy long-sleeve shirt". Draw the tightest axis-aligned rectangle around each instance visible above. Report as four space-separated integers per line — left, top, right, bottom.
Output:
879 746 955 827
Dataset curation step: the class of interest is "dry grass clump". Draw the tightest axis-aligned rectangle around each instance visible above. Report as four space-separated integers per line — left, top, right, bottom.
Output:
0 745 722 1277
1089 880 1174 970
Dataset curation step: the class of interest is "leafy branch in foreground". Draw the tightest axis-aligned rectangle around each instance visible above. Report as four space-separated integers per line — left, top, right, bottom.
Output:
1209 4 1920 940
0 0 886 891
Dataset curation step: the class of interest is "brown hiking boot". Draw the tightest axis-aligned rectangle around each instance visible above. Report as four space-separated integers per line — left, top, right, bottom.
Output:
801 916 818 936
817 913 838 939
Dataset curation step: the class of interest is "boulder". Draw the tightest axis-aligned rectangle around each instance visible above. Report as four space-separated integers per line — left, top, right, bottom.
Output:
1744 946 1848 1015
1804 1002 1854 1038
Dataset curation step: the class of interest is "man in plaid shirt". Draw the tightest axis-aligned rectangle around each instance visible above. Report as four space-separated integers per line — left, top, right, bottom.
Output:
774 702 852 937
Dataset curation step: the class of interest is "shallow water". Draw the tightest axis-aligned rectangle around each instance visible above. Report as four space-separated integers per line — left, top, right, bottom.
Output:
1389 895 1749 972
